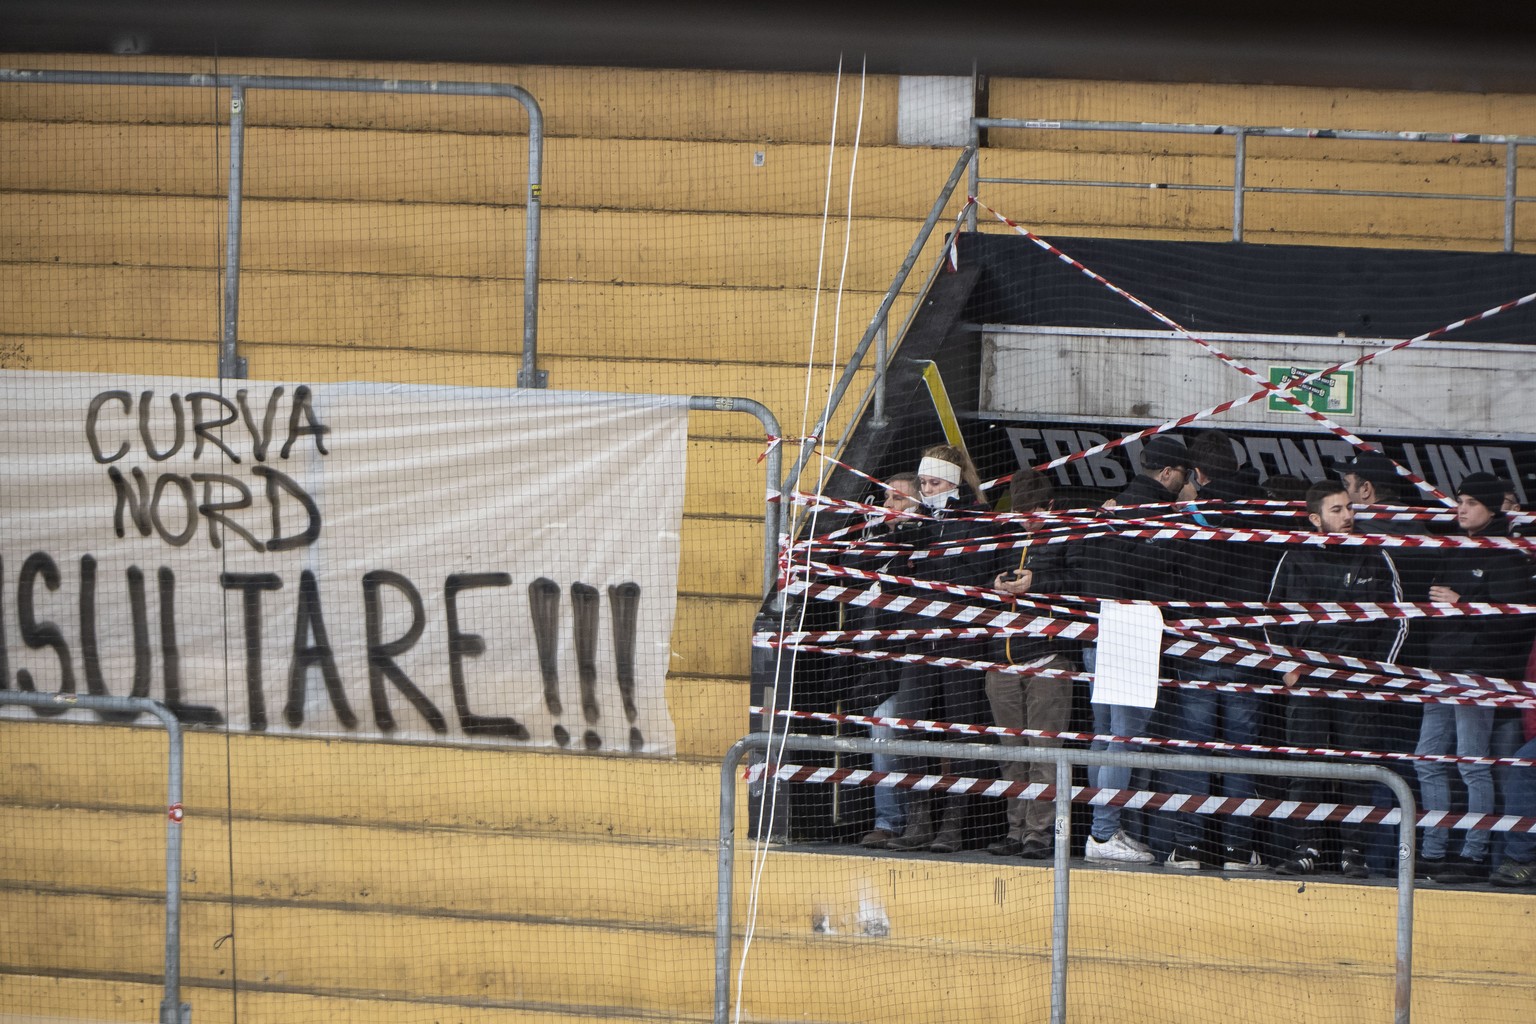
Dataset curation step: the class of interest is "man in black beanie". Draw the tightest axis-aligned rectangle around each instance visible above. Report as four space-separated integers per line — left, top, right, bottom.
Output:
1414 471 1536 883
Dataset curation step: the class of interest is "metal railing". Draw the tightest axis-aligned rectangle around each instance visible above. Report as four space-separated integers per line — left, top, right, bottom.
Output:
688 395 783 597
718 731 1419 1024
0 68 546 386
0 692 189 1024
969 117 1535 253
772 144 977 570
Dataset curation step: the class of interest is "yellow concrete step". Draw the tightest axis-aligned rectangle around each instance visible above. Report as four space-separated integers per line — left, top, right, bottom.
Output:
0 53 899 145
0 263 902 367
3 806 724 926
4 974 696 1024
11 799 1535 972
0 122 964 219
3 878 1531 1024
0 192 938 292
0 722 730 839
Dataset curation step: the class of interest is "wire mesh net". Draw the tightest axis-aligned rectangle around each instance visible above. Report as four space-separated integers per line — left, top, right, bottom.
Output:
4 50 1536 1024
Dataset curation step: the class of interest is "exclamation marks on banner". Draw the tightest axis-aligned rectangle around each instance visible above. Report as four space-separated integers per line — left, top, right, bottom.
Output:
570 583 601 749
529 578 643 752
608 582 642 752
528 578 567 747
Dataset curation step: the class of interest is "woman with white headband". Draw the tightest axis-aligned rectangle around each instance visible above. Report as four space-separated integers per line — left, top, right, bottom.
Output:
885 443 994 854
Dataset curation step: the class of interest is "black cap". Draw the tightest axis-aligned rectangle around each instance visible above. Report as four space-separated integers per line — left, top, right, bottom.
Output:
1337 450 1401 491
1139 434 1189 472
1456 471 1508 515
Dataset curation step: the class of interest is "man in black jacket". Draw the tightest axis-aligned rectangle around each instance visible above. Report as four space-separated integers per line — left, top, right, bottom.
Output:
1161 429 1272 872
1266 480 1408 878
1413 471 1536 883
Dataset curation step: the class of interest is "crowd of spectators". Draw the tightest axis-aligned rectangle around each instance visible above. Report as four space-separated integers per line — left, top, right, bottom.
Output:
839 432 1536 888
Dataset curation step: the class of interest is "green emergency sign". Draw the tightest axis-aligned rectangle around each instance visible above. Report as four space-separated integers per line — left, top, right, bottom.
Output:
1267 365 1356 415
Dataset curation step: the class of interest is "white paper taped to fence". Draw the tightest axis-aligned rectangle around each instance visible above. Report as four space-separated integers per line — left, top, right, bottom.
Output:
1091 600 1164 709
0 370 690 754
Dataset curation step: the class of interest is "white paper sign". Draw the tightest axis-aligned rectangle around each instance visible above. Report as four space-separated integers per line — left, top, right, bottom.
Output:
1091 600 1164 709
0 370 690 754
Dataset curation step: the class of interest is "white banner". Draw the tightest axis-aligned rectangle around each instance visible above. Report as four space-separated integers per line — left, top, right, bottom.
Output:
0 370 689 754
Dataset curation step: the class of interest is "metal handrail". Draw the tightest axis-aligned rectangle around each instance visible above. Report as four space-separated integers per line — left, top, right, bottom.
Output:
969 116 1534 252
688 396 783 598
0 693 189 1024
718 731 1418 1024
0 69 546 385
774 144 977 559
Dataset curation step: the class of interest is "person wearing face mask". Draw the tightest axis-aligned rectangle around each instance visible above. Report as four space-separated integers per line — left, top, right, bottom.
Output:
1413 472 1536 884
885 444 994 854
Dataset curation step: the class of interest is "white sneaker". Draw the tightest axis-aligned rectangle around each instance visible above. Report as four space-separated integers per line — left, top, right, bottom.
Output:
1086 831 1155 864
1222 849 1269 873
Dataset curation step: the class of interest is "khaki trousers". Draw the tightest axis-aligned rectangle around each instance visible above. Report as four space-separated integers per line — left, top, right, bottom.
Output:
984 653 1072 843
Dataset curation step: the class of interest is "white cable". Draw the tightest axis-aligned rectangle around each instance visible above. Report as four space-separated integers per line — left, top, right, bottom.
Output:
732 54 867 1024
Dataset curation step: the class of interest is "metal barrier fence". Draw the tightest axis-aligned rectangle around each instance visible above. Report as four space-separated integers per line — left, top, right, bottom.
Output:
0 692 188 1024
0 68 546 386
968 117 1536 252
717 731 1419 1024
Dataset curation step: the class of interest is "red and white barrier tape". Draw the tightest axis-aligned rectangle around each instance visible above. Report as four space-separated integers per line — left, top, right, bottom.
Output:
745 760 1536 833
757 636 1536 708
973 196 1459 506
754 705 1536 771
786 574 1536 700
1167 626 1536 696
800 557 1536 630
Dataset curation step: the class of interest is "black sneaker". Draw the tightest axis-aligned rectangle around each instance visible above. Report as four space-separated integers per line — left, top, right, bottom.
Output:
1339 847 1369 880
1414 855 1445 881
987 837 1026 857
1430 855 1487 884
1275 846 1322 876
1017 836 1053 860
1491 859 1536 888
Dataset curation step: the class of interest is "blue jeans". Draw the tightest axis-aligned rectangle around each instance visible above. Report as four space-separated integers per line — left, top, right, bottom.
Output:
869 693 908 833
1501 736 1536 864
1163 677 1262 851
1414 703 1495 860
1089 699 1156 841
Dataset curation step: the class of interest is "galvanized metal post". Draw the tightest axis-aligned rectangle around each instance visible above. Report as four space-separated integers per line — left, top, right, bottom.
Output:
871 318 888 428
220 83 248 380
1505 139 1519 255
1049 756 1072 1024
518 99 547 388
0 693 187 1023
687 396 783 599
1232 129 1247 243
715 742 743 1024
